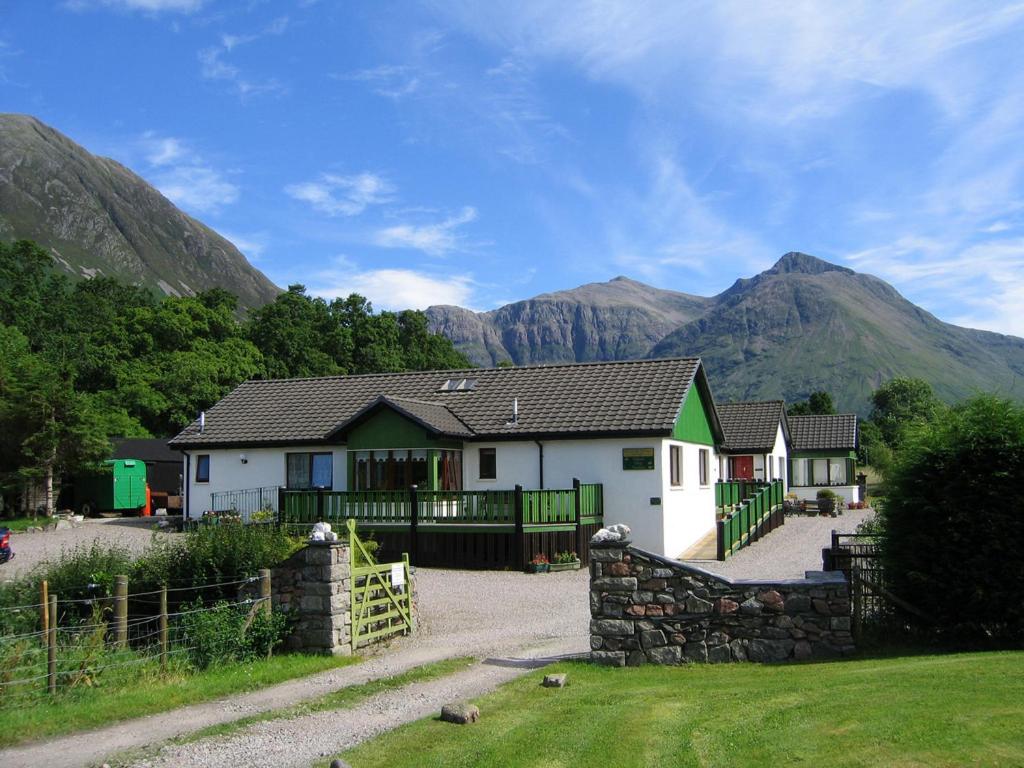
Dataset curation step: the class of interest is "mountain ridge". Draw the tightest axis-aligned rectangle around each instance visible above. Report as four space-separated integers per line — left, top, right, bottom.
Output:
427 252 1024 414
0 113 279 309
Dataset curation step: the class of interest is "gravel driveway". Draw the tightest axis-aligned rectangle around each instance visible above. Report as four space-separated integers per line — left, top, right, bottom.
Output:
1 518 178 581
687 508 875 581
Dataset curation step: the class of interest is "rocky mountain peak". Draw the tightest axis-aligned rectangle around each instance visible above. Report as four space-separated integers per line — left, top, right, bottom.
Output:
767 251 855 276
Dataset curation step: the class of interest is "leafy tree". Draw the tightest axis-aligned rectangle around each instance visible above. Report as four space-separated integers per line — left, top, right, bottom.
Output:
788 390 836 416
246 285 349 378
869 377 943 448
1 349 110 514
857 420 892 474
396 310 472 371
880 395 1024 642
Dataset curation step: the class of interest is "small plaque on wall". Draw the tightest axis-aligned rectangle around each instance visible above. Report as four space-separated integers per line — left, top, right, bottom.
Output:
622 447 655 470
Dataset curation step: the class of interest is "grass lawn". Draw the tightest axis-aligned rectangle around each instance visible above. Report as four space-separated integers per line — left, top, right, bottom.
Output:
0 516 52 533
339 652 1024 768
0 652 359 747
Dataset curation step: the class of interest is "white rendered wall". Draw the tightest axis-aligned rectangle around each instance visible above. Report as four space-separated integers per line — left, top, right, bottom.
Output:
660 440 719 558
791 484 860 504
183 446 346 520
769 424 788 490
464 438 718 556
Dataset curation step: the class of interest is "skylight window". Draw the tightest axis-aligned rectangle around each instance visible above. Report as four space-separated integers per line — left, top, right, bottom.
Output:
440 378 477 391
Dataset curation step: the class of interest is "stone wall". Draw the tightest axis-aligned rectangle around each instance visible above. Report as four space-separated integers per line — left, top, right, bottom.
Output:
271 541 353 655
590 537 853 666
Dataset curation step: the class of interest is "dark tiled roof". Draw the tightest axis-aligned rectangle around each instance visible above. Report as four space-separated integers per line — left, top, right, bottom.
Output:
718 401 787 452
336 396 475 438
112 438 182 463
169 358 714 448
788 414 857 451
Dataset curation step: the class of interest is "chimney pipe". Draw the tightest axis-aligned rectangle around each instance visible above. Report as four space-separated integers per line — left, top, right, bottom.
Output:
199 411 206 434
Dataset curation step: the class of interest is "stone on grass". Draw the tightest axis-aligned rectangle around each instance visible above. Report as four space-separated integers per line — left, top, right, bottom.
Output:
542 673 567 688
330 760 352 768
441 702 480 724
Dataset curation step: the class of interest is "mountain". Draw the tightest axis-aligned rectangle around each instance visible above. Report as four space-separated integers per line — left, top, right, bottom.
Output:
428 253 1024 413
0 114 279 309
426 277 710 366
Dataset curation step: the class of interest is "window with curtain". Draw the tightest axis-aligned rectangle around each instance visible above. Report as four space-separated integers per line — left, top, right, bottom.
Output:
286 452 333 489
479 448 496 480
670 445 682 487
828 458 847 485
699 448 710 486
792 459 808 486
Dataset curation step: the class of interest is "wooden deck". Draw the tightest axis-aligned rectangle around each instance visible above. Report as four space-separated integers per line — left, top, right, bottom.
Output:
679 528 718 561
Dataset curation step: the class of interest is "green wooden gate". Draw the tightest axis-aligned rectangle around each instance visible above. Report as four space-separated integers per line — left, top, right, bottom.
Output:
347 519 414 652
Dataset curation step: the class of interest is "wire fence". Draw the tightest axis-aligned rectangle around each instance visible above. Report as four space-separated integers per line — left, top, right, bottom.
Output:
0 572 272 703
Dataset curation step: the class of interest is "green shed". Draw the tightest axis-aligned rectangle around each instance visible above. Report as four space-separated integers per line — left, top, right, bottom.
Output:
74 459 148 516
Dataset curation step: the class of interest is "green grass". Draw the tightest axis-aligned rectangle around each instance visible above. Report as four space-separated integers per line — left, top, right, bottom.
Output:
0 516 51 533
339 652 1024 768
0 652 359 747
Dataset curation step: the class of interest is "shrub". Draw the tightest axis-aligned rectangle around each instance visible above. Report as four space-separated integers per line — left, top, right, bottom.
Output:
180 600 289 669
880 395 1024 642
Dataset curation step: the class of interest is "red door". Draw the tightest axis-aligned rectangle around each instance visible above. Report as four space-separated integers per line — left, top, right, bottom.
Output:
730 456 754 480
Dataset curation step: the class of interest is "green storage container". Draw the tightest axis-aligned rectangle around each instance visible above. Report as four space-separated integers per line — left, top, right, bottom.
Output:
75 459 148 515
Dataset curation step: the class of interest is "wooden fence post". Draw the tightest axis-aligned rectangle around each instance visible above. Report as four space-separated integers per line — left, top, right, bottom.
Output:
259 568 272 618
40 579 49 649
408 484 419 566
572 478 584 559
316 488 325 521
513 484 524 571
47 594 57 695
159 585 169 672
114 575 128 649
277 486 286 528
716 519 726 562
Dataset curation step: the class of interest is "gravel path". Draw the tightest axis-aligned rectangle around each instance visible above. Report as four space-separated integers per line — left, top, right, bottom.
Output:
0 568 590 768
685 508 875 581
1 518 179 581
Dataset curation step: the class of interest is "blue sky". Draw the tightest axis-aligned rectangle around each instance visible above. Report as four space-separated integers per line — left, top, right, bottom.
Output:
3 1 1024 336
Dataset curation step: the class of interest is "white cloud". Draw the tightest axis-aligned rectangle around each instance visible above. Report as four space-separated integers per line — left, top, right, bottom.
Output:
373 207 477 256
198 17 289 97
153 165 239 213
308 262 476 310
285 172 394 216
337 65 422 100
140 132 186 166
219 231 268 260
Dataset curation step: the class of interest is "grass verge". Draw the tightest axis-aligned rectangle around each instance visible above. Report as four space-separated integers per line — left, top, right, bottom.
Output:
1 516 52 533
0 653 359 747
170 656 476 746
338 651 1024 768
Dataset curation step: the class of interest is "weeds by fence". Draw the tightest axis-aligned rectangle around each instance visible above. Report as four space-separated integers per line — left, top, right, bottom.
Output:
0 571 274 703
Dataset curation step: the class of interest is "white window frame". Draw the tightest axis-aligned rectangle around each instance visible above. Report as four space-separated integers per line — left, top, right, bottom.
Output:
669 444 683 487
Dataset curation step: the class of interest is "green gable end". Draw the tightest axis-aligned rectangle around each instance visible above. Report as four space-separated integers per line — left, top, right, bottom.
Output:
345 407 462 451
673 386 715 446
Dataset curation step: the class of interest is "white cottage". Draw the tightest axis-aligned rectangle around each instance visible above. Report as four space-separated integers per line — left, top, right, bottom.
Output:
169 358 726 557
716 400 790 488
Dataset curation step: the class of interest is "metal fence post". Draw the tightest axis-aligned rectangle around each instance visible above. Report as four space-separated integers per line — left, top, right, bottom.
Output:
114 575 128 649
852 565 863 642
47 594 57 695
159 585 169 672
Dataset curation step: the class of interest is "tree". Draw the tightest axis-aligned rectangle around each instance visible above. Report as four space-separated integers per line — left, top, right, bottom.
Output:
869 377 943 448
1 347 110 514
787 390 836 416
880 395 1024 641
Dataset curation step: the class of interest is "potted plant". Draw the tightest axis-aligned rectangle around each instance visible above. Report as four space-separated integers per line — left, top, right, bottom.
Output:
527 553 550 574
816 488 838 517
549 551 581 572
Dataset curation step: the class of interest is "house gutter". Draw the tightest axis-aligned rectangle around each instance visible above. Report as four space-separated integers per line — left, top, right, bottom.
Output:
182 451 190 521
534 440 544 489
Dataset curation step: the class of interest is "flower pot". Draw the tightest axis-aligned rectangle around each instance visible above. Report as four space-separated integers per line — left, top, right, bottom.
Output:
817 499 835 517
548 560 581 572
527 562 550 574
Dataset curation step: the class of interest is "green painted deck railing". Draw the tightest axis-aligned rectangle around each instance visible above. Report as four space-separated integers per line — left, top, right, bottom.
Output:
279 481 603 532
716 479 785 561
